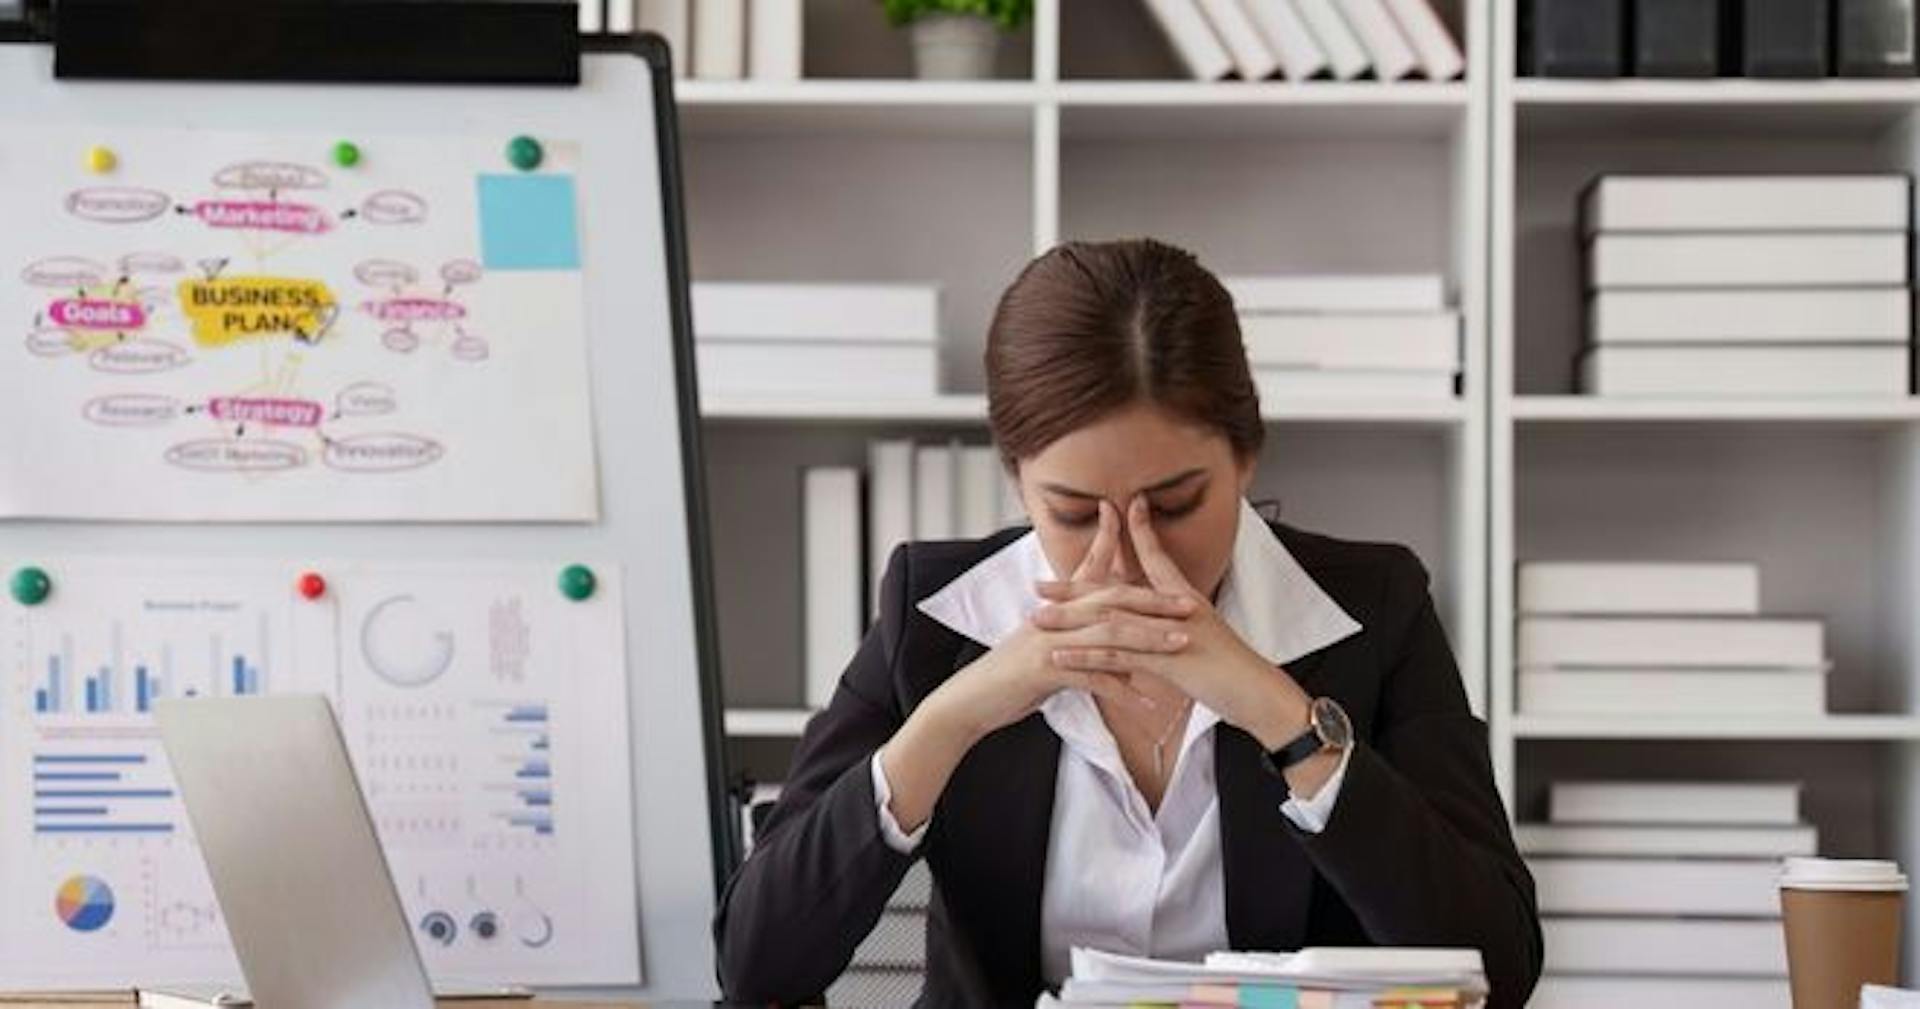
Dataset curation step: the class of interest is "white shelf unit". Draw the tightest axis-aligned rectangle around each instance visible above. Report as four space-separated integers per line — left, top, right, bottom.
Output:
681 0 1486 772
1488 0 1920 981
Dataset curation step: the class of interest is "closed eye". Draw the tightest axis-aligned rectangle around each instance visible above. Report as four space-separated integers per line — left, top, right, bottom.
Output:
1151 492 1203 521
1049 508 1099 529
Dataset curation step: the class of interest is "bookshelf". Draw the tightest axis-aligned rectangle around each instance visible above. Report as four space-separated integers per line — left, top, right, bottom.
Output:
1487 0 1920 981
683 0 1486 791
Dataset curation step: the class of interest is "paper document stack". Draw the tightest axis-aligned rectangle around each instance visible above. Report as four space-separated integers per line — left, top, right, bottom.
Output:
1039 946 1487 1008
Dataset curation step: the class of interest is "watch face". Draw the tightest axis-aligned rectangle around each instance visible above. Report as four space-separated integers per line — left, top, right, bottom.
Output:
1311 697 1353 750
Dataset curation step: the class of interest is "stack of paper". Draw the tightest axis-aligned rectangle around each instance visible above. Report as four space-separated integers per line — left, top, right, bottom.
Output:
1578 175 1913 398
693 282 942 400
1521 782 1808 1009
1143 0 1464 82
1225 273 1458 401
1516 561 1830 717
1041 946 1487 1008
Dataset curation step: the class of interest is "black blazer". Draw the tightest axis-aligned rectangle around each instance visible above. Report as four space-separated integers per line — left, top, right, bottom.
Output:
715 521 1542 1009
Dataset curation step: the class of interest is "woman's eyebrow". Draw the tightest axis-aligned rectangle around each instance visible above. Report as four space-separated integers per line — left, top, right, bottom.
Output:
1038 468 1207 501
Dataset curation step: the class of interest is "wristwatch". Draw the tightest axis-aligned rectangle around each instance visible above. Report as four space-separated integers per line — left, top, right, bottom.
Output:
1263 696 1353 775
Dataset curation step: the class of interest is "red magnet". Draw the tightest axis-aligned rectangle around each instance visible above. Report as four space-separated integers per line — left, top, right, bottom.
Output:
297 571 327 600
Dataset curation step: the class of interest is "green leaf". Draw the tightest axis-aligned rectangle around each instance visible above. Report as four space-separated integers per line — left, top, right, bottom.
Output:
880 0 1034 31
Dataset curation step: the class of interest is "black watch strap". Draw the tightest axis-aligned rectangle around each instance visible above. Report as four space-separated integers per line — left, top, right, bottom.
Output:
1266 722 1324 773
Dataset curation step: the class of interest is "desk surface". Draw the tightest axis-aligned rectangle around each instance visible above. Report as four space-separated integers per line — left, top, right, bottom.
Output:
0 999 656 1009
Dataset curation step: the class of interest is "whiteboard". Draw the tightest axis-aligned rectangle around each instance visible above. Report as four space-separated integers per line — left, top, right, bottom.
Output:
0 40 726 998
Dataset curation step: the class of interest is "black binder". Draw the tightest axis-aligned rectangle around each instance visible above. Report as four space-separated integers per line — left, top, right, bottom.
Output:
51 0 579 83
1738 0 1831 76
1633 0 1723 76
1525 0 1627 77
1836 0 1918 76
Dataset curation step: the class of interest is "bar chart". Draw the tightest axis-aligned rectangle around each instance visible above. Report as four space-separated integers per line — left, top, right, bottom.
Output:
31 750 176 837
493 702 554 839
25 606 274 725
31 623 267 717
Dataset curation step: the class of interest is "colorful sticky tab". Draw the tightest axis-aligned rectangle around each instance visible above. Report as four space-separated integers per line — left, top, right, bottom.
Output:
1371 990 1464 1009
1240 984 1300 1009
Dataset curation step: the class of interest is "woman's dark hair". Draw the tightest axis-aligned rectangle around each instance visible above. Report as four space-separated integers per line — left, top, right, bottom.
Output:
985 238 1263 468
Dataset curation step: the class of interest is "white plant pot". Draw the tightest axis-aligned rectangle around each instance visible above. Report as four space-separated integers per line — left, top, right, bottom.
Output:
908 13 1001 80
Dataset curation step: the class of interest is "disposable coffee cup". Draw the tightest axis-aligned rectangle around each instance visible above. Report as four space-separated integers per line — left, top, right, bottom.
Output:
1779 858 1907 1009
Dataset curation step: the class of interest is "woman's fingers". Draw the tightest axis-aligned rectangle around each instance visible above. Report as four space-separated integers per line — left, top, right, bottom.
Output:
1051 645 1164 679
1127 495 1198 597
1031 582 1198 620
1029 602 1189 638
1069 500 1120 584
1042 613 1189 652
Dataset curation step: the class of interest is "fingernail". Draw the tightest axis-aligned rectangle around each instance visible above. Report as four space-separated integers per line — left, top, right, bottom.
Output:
1166 631 1188 647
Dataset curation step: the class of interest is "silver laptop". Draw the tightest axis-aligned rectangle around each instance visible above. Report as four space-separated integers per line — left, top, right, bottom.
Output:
155 695 437 1009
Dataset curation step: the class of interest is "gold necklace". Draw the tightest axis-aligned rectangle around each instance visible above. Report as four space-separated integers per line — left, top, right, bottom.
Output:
1149 698 1196 783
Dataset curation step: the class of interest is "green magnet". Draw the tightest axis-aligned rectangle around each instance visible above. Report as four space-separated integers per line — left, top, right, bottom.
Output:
332 141 362 168
11 566 51 606
506 135 544 171
558 564 596 601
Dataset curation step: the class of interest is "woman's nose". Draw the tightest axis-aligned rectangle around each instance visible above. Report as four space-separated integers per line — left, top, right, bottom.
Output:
1112 531 1145 585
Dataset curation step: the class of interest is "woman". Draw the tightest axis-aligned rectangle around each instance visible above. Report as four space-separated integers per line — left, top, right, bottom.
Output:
714 239 1541 1008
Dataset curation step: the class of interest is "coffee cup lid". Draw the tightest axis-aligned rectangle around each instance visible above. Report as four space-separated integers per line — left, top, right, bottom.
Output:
1779 857 1909 892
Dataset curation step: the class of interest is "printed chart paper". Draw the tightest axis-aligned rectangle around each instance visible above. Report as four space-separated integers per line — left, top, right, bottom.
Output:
0 560 640 986
0 129 599 520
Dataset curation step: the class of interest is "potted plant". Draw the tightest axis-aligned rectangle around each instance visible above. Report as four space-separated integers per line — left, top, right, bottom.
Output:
881 0 1033 80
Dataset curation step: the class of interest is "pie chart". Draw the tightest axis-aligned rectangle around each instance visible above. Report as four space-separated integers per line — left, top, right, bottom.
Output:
360 594 456 688
54 875 114 932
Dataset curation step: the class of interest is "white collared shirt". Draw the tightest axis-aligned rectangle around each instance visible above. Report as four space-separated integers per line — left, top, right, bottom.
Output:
872 500 1364 985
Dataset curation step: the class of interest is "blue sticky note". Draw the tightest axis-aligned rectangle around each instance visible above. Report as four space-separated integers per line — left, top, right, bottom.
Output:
477 174 581 270
1240 985 1299 1009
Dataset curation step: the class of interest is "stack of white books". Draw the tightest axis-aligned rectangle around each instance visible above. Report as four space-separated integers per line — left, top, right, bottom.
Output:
1516 561 1830 717
1579 174 1913 398
1522 781 1811 1009
693 282 941 400
584 0 801 81
1040 946 1487 1008
1143 0 1464 82
803 442 1023 708
1224 272 1459 400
